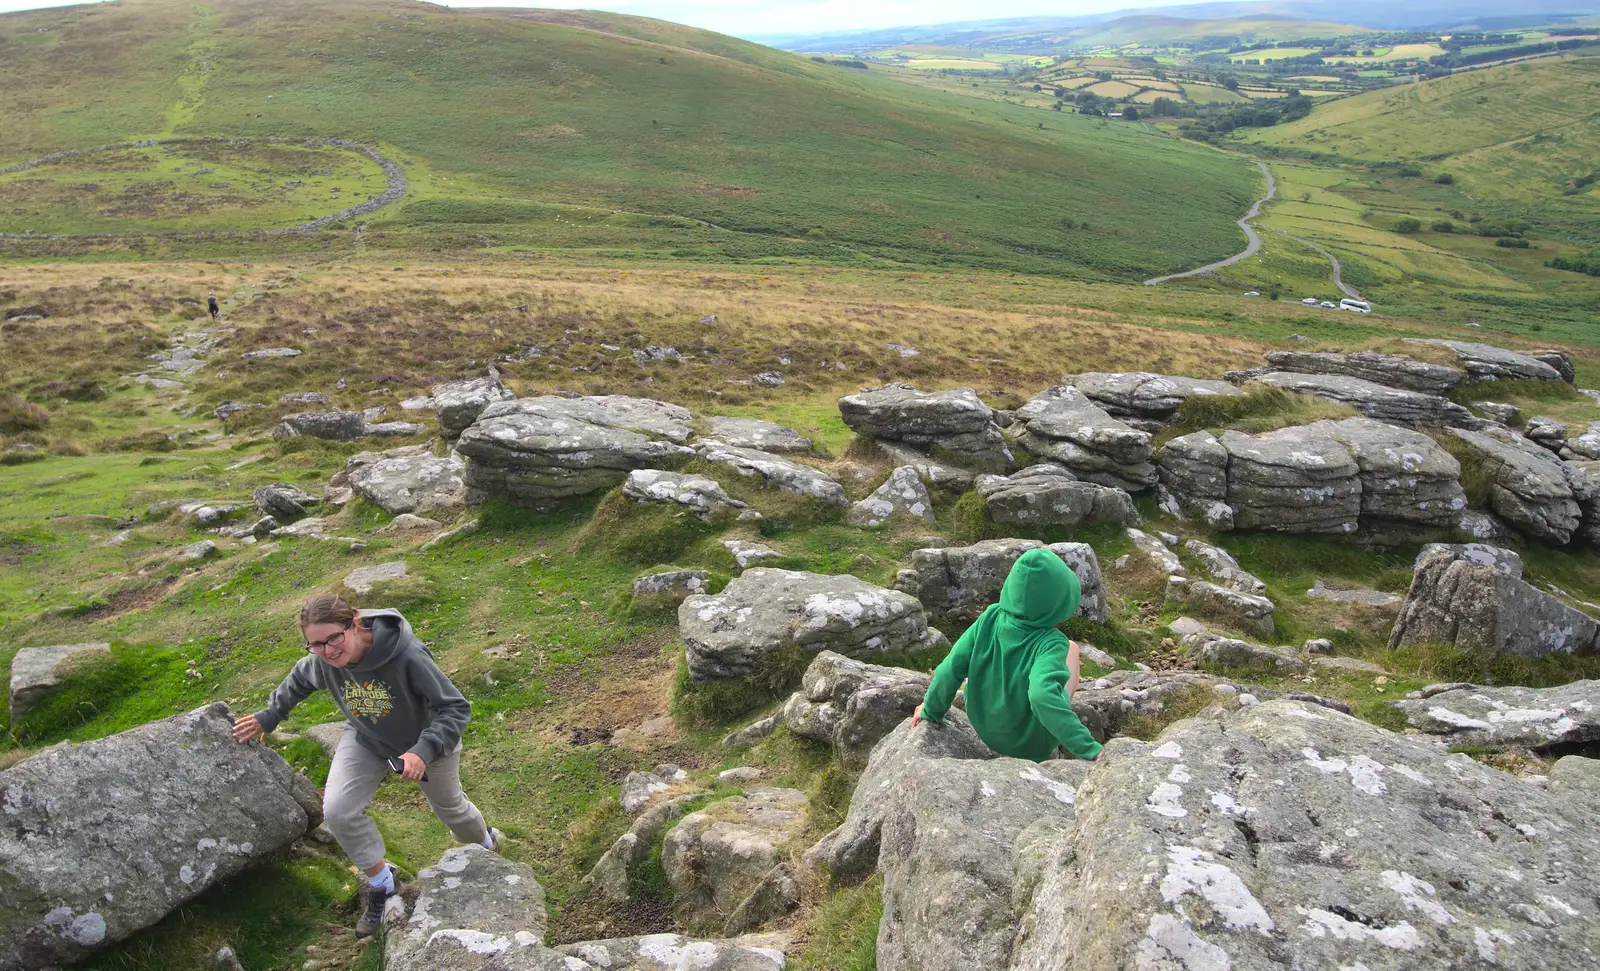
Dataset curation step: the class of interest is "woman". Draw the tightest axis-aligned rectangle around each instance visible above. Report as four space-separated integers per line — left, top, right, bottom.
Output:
233 594 495 937
913 547 1102 762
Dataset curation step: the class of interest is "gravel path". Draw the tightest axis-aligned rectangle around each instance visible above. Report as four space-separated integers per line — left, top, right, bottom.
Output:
1144 160 1274 285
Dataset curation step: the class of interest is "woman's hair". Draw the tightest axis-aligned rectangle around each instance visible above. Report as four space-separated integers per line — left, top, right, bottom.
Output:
300 593 359 629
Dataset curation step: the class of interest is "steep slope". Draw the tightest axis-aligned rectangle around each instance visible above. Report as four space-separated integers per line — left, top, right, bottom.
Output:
0 0 1258 278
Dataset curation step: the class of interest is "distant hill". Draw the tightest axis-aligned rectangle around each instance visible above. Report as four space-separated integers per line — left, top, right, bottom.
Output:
0 0 1259 279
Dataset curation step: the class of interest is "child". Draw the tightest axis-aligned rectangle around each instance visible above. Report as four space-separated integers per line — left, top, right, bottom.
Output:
232 594 495 937
913 547 1102 761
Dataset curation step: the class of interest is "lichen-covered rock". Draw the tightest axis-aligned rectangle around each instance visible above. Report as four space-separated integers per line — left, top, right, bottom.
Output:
1184 632 1305 673
583 795 707 904
252 482 318 521
1063 371 1243 425
1068 669 1349 742
432 374 515 441
8 643 110 722
384 845 547 971
680 569 947 682
1390 545 1599 657
1532 349 1577 383
662 789 807 932
894 538 1108 627
1525 416 1569 453
623 469 748 520
838 384 1011 467
781 652 931 768
1182 539 1265 594
271 410 368 441
875 440 975 491
0 705 321 971
1249 371 1474 427
1223 425 1362 533
632 570 712 607
1125 527 1183 577
1415 542 1522 579
456 396 695 505
695 440 847 505
975 465 1138 529
557 935 787 971
1009 385 1156 491
1409 338 1565 382
1154 431 1234 529
1447 426 1585 545
707 416 812 453
805 713 1088 971
1010 700 1600 971
1165 576 1276 637
1318 417 1466 533
1263 350 1463 394
1561 421 1600 461
620 764 689 815
1391 682 1600 752
1474 400 1521 425
342 561 409 597
365 420 426 437
848 466 934 526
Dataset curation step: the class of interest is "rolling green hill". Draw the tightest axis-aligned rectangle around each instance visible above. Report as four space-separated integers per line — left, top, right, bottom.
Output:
0 0 1259 280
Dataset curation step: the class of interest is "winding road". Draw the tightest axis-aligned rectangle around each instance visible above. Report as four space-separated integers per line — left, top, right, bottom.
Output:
1144 160 1274 285
1274 229 1362 300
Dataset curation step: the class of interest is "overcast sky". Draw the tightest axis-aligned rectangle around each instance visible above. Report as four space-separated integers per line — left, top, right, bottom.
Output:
0 0 1154 38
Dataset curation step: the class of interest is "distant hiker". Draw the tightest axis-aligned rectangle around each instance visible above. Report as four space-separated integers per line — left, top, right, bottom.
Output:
913 548 1102 762
207 295 220 321
232 594 497 938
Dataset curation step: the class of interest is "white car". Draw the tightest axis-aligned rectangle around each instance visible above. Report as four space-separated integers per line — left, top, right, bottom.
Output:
1244 290 1260 296
1301 297 1319 305
1319 301 1338 309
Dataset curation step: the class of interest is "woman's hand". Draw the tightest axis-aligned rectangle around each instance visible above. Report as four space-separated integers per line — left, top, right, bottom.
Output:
399 752 428 782
232 715 265 743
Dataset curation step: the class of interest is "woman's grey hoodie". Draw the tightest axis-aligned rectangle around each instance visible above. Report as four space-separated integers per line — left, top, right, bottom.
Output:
253 609 470 764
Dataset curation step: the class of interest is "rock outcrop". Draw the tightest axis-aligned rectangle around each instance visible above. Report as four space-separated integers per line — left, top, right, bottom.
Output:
975 465 1138 529
695 440 847 505
1263 350 1463 394
557 935 786 970
1525 416 1568 453
271 411 370 441
1062 372 1243 430
632 570 712 607
1220 424 1362 533
1390 545 1599 657
456 396 696 505
662 789 807 933
0 705 321 971
847 466 934 526
1008 385 1156 490
345 445 468 517
707 416 812 453
1247 371 1474 427
8 643 111 722
252 482 318 521
895 538 1109 627
1392 681 1600 752
1409 338 1565 382
838 384 1011 467
1323 417 1467 532
1165 576 1276 637
1182 539 1265 594
781 652 931 768
1447 426 1589 545
679 569 947 683
623 469 748 520
583 794 707 904
432 374 515 441
1561 421 1600 461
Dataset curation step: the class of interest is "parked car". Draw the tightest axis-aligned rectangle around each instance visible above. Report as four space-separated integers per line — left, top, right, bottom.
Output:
1244 290 1260 296
1301 297 1319 305
1319 301 1338 309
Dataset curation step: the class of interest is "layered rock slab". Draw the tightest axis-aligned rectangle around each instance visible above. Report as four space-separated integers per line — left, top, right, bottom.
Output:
695 440 847 505
0 705 321 970
1447 426 1590 545
894 537 1108 627
1009 384 1156 490
432 373 515 441
847 466 934 526
662 788 807 932
1392 681 1600 752
1248 371 1474 427
1390 545 1599 657
838 384 1010 467
1063 371 1243 429
1408 339 1565 382
975 464 1138 528
1010 700 1600 971
707 416 812 454
781 651 931 768
1263 349 1463 394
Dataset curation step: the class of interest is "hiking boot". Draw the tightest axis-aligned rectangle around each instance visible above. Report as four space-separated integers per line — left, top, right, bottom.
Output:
355 882 391 938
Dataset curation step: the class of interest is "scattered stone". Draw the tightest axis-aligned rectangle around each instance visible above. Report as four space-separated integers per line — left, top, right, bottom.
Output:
874 440 975 490
720 767 765 785
1526 416 1569 452
1263 349 1463 393
838 383 1011 467
270 517 327 539
620 764 690 815
886 342 920 357
1309 655 1389 674
722 715 779 749
252 482 318 520
0 705 320 970
559 935 786 971
633 345 682 366
363 420 425 437
896 537 1109 626
1165 576 1275 636
240 347 301 360
342 562 408 597
8 643 111 721
847 466 934 526
173 502 246 527
680 569 947 683
753 371 785 387
456 396 695 506
624 469 748 520
420 517 478 550
346 446 467 517
1168 616 1208 639
1448 425 1587 545
376 513 443 533
1473 400 1521 424
663 789 807 933
432 374 515 441
1248 370 1474 427
1063 371 1243 426
694 440 846 505
271 411 367 441
1184 632 1305 673
1306 579 1403 610
277 392 329 409
384 845 548 971
781 652 931 768
1182 539 1265 594
1390 545 1599 657
399 395 434 411
583 793 707 905
1009 385 1156 490
177 540 218 562
1393 681 1600 752
218 516 277 540
632 570 712 607
721 539 783 571
1304 638 1333 654
707 416 812 453
975 464 1138 528
1126 527 1184 577
1408 338 1565 382
212 400 262 421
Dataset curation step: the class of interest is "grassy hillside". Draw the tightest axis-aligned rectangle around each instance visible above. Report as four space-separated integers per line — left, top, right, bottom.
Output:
0 0 1260 280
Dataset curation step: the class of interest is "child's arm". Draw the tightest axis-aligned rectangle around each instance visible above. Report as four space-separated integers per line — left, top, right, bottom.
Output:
248 657 322 735
918 623 976 724
406 654 472 765
1066 639 1081 699
1028 643 1102 760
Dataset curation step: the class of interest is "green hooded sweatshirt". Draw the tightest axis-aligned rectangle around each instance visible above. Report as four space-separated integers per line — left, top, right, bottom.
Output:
920 548 1102 761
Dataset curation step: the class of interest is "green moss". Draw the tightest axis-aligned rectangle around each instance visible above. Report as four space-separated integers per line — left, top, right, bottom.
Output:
573 489 720 566
672 643 813 727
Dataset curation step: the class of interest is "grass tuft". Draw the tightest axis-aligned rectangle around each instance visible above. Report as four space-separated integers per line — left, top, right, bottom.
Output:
0 394 49 434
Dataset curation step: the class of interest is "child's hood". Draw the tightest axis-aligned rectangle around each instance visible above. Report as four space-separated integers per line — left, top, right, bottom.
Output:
998 548 1081 629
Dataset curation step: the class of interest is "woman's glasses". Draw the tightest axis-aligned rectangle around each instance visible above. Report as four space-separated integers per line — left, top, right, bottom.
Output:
306 624 353 654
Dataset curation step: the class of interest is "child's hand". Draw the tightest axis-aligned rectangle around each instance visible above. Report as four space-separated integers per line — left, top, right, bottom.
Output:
910 704 924 727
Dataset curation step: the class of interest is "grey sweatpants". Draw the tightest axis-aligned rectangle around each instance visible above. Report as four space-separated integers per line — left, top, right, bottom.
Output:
323 726 488 871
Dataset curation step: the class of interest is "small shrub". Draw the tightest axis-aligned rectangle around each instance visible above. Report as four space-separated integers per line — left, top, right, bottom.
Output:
1434 173 1454 184
572 489 718 565
1496 237 1531 249
0 394 49 434
102 431 175 452
1394 217 1422 233
1431 220 1454 233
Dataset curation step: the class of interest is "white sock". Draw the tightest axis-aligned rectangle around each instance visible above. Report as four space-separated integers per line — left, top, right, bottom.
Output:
366 864 395 893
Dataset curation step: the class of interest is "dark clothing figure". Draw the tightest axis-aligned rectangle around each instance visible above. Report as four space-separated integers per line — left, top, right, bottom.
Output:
208 296 220 321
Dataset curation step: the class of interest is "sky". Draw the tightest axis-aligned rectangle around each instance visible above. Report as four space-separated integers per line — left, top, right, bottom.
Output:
0 0 1159 39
